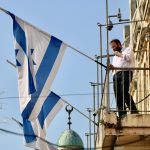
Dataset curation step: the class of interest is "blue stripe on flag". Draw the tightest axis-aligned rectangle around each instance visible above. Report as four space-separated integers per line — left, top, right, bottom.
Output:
13 18 27 55
38 91 61 129
28 59 36 94
36 36 62 88
13 17 36 95
21 36 62 119
15 49 22 66
23 118 36 143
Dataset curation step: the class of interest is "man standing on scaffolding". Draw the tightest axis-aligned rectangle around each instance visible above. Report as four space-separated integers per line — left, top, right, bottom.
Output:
109 39 138 118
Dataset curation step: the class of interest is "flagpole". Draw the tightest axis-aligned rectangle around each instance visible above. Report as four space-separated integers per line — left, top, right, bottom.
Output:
66 44 107 68
6 63 97 127
0 7 10 15
62 99 98 126
0 6 105 69
6 60 16 68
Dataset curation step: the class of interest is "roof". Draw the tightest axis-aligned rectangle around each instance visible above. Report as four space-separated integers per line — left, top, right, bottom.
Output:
57 129 84 149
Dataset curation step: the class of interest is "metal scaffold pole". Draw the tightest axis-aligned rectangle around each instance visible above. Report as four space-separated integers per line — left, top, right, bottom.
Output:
85 133 89 149
97 22 104 110
87 108 92 150
106 0 110 112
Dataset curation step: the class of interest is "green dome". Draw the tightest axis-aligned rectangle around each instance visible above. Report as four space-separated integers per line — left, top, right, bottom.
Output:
57 129 84 149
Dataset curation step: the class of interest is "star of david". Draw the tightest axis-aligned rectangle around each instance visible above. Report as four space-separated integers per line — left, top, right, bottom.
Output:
15 49 36 66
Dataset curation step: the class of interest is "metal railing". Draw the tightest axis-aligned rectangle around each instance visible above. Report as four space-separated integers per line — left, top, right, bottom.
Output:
101 67 150 117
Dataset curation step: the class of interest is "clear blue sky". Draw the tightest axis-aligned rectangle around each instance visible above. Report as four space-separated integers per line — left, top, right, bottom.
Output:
0 0 129 149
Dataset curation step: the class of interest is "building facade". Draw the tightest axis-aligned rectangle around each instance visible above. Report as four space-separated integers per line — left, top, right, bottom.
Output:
96 0 150 149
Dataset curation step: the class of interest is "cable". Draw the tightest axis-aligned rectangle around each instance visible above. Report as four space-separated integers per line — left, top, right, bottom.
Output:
67 44 107 69
136 93 150 104
1 90 150 100
0 128 86 149
0 127 150 149
0 91 149 105
0 95 98 125
0 93 116 100
62 99 98 126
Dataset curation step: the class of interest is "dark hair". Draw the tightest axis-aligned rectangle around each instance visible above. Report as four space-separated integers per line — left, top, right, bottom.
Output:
110 39 121 45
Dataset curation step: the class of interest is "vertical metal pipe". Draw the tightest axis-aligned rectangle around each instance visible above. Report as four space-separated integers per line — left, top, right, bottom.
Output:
93 116 96 149
106 0 110 111
87 135 88 150
100 25 103 98
85 133 89 149
87 108 92 150
89 110 92 150
93 84 96 149
97 23 103 127
93 85 96 111
115 77 118 115
90 82 97 149
96 56 100 109
129 72 131 111
123 72 125 112
148 40 150 113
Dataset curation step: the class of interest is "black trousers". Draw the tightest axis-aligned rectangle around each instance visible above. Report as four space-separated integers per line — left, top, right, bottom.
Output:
113 71 138 117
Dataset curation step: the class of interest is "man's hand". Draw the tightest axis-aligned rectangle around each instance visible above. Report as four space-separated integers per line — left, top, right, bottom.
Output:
113 51 123 57
109 64 114 70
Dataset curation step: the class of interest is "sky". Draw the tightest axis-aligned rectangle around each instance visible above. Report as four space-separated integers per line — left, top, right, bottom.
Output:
0 0 130 149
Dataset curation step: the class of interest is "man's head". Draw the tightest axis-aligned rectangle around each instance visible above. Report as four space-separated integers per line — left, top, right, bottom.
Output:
110 39 122 52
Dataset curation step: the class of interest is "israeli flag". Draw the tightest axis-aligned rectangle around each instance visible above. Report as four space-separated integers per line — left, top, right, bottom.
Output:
10 13 67 121
17 91 63 150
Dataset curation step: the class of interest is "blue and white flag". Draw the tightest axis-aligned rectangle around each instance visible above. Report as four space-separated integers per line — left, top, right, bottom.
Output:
21 91 64 150
0 8 66 149
10 13 67 121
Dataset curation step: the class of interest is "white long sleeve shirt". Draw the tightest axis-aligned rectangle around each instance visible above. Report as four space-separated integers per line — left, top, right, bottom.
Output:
112 47 135 75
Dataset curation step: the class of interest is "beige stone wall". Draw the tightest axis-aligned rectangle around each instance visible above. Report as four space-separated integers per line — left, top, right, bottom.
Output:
130 0 150 113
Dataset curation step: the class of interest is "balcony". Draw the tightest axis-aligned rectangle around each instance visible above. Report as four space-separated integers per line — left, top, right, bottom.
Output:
96 68 150 150
98 113 150 150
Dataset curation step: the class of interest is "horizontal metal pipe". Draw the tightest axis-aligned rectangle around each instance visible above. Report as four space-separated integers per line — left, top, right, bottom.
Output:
97 54 114 58
112 67 150 70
